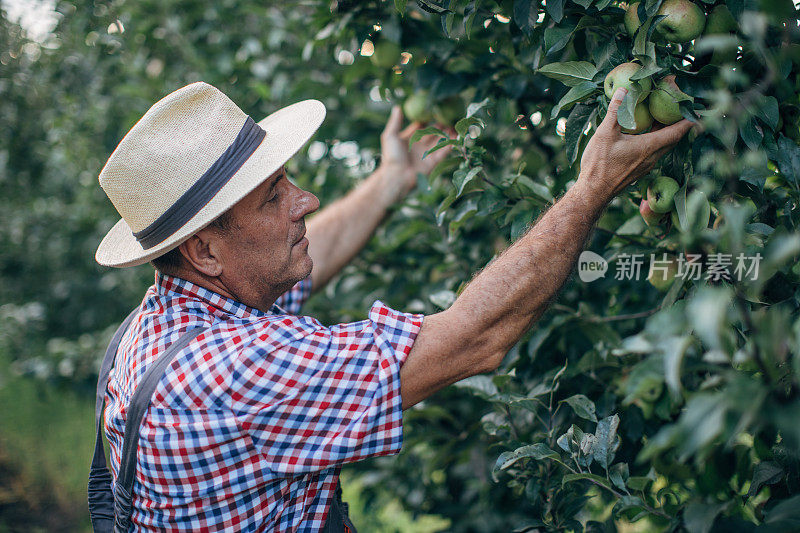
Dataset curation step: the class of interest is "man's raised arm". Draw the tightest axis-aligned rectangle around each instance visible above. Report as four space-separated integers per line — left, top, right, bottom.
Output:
305 107 453 291
400 88 695 409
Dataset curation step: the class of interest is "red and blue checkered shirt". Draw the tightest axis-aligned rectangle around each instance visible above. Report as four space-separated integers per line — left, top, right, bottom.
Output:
104 273 423 531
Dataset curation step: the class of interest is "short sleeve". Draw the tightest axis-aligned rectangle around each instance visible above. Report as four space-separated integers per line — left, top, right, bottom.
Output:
272 275 313 315
231 301 423 474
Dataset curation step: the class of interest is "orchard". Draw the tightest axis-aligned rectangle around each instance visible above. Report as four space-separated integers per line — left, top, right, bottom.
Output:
2 0 800 531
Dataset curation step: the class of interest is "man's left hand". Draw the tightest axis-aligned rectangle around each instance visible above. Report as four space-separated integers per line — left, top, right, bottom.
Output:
379 105 455 203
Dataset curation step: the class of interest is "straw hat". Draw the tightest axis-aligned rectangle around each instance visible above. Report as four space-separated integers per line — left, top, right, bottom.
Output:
95 81 326 268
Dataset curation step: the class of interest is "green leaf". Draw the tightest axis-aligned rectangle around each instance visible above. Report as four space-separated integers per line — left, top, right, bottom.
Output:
513 0 538 35
442 12 455 37
612 495 648 519
493 444 561 481
753 95 779 131
543 26 573 55
561 394 598 422
565 103 596 164
644 0 661 16
616 86 641 131
630 62 663 81
593 414 621 470
455 375 498 399
550 81 599 119
687 286 733 353
740 117 764 151
453 166 482 197
436 192 457 225
416 0 452 14
627 476 653 491
748 461 784 498
561 472 611 489
409 126 447 147
423 138 458 159
464 2 478 38
466 97 490 118
545 0 565 23
609 463 629 491
633 18 654 57
537 61 598 87
455 116 483 138
395 0 408 13
663 336 692 400
512 175 553 202
772 135 800 185
763 494 800 524
684 501 730 533
673 184 688 232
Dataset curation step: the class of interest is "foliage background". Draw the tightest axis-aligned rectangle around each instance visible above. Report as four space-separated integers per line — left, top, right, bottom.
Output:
1 0 800 531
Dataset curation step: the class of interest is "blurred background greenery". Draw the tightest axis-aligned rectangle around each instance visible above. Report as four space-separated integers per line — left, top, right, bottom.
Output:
0 1 458 530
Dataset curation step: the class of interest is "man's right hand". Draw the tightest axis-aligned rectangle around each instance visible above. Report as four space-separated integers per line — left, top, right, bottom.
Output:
577 87 695 203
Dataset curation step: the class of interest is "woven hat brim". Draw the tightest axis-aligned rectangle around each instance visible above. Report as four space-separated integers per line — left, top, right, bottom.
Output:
95 99 326 268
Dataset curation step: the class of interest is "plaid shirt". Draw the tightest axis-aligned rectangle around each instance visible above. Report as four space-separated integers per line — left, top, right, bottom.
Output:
104 273 422 532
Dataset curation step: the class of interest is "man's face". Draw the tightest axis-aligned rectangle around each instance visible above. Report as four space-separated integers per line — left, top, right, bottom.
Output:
213 165 319 309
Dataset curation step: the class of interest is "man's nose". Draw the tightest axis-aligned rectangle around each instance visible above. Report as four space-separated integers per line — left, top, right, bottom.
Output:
290 187 320 221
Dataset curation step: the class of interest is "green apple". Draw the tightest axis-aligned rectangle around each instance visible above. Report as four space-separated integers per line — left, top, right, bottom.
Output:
705 5 737 34
655 0 706 43
640 199 666 226
625 2 643 37
432 96 465 126
370 40 401 68
648 75 691 125
403 91 432 123
647 257 679 291
704 5 738 64
671 190 711 232
604 62 652 103
647 176 680 213
621 102 654 134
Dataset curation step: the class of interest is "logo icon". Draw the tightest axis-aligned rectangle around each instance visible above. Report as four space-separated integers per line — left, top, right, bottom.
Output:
578 251 608 282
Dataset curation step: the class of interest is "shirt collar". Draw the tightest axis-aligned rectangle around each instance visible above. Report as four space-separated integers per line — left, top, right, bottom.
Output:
155 272 275 320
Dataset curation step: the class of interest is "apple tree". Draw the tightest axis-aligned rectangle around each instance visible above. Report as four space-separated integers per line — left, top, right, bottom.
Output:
299 0 800 531
3 0 800 530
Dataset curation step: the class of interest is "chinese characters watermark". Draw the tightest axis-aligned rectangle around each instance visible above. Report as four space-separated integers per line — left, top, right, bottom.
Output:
579 252 762 283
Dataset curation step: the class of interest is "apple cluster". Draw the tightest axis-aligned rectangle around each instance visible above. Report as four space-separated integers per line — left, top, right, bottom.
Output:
604 63 691 133
627 0 740 62
612 1 740 133
367 39 466 127
638 175 715 290
640 175 712 231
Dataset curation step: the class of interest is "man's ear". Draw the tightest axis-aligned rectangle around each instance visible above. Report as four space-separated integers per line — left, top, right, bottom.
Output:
178 229 224 277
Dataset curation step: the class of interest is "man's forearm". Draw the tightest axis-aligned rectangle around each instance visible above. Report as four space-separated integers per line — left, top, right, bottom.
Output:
305 166 403 291
401 177 610 408
451 178 609 360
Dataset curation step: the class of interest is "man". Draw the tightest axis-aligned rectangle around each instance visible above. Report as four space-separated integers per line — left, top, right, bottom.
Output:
94 81 692 531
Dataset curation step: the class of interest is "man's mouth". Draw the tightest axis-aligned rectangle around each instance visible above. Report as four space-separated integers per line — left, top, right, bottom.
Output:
293 226 307 246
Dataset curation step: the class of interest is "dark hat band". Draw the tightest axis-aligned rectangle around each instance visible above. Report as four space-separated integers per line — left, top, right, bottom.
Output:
133 116 266 250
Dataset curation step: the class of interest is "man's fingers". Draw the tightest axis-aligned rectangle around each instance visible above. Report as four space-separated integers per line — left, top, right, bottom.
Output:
601 87 628 132
643 118 694 152
400 121 424 139
383 105 404 136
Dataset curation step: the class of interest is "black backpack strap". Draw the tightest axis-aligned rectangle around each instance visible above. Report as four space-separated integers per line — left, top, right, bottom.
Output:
88 307 140 533
113 324 206 533
322 476 357 533
88 306 207 533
